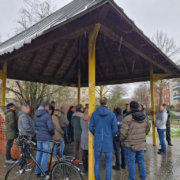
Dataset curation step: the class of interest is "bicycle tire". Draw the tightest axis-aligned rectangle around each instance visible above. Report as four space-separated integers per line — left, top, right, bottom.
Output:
5 160 36 180
51 161 82 180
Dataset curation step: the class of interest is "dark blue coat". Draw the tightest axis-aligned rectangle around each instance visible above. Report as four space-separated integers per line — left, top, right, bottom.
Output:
89 106 118 152
34 109 54 141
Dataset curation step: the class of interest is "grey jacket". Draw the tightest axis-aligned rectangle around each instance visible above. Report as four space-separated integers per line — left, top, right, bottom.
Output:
80 119 88 150
18 111 35 139
155 110 168 129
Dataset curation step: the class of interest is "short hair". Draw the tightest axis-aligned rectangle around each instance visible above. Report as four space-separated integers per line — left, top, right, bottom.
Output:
51 101 55 104
162 104 167 107
130 101 139 110
21 104 30 111
6 103 15 109
100 97 108 106
126 104 129 106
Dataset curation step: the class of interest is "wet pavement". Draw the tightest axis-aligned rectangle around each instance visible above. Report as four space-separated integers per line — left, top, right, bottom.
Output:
0 137 180 180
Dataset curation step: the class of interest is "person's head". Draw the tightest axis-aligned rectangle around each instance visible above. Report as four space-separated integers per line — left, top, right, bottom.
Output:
162 104 167 109
129 101 139 111
40 101 50 111
85 104 89 109
21 104 30 114
61 106 66 113
76 104 84 112
125 104 129 109
100 97 108 106
69 106 75 112
51 101 56 107
138 104 144 111
48 109 52 115
160 105 165 112
115 107 122 116
6 103 16 111
54 109 61 117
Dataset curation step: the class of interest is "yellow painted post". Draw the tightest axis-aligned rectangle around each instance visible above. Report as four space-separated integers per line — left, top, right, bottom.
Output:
78 68 81 104
1 62 7 106
88 23 101 180
150 64 157 146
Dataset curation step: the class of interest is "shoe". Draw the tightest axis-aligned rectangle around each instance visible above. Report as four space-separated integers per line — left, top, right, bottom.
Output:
5 160 15 164
23 164 32 172
168 143 173 146
113 165 120 170
158 151 166 154
11 158 17 161
121 165 126 169
158 149 163 152
40 175 50 180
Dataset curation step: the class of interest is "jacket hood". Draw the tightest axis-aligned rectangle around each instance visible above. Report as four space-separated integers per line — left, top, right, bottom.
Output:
35 109 48 117
96 106 110 117
73 111 84 118
132 111 146 122
4 108 14 115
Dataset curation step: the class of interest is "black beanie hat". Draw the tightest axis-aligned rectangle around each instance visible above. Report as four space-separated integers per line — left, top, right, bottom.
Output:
6 103 15 108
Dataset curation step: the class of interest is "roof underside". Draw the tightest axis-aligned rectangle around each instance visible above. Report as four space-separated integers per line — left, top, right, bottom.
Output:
0 0 180 87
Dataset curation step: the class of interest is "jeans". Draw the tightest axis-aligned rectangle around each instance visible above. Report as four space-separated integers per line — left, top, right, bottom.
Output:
82 150 88 173
157 129 166 152
53 139 65 157
6 139 14 160
124 147 146 180
94 151 112 180
35 141 50 176
114 140 121 167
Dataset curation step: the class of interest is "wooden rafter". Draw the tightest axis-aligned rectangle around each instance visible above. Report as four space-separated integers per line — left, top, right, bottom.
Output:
25 51 38 72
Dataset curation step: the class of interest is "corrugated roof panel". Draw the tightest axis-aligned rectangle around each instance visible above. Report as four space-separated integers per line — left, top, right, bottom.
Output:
0 0 104 55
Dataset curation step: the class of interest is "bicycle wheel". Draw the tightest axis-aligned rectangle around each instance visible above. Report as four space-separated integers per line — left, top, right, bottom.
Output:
52 162 82 180
5 160 37 180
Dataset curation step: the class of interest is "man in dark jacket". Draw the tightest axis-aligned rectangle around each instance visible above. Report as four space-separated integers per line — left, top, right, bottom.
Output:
163 104 173 146
89 97 118 180
5 103 18 164
35 102 54 178
18 104 35 140
50 101 55 116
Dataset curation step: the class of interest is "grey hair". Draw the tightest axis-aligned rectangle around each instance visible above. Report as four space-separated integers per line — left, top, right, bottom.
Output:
21 104 30 111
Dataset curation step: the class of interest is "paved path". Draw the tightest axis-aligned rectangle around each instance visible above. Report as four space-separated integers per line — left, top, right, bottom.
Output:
0 137 180 180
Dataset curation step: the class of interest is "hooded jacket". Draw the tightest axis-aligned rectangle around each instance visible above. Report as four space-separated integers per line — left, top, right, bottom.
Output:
155 109 168 129
5 108 18 140
120 110 151 151
18 111 35 139
34 108 54 141
89 106 118 152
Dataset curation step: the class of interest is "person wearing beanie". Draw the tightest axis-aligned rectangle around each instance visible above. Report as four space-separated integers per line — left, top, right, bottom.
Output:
120 101 151 180
5 103 18 164
71 104 84 163
34 101 54 178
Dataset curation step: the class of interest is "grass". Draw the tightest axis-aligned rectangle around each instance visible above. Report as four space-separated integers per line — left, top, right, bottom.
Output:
148 127 180 137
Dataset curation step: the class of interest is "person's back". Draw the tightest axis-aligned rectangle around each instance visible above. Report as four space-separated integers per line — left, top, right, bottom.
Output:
89 97 118 180
120 101 150 180
4 103 18 164
18 104 35 140
34 102 54 178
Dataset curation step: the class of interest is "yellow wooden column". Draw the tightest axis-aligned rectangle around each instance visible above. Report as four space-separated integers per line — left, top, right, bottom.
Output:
1 62 7 106
78 68 81 104
88 23 101 180
150 64 157 146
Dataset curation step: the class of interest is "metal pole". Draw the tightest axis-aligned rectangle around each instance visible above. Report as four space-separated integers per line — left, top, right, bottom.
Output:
150 64 157 146
88 23 101 180
1 62 7 106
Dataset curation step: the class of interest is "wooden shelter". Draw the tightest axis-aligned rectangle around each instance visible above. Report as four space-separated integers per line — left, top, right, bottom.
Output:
0 0 180 179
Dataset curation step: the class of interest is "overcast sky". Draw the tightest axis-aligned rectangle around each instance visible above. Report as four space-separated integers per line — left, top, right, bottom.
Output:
0 0 180 97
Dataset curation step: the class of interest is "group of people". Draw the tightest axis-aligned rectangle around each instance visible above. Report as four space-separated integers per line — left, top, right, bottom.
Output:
4 98 173 180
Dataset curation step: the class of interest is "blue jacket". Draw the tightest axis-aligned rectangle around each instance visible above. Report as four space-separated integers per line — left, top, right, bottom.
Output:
89 106 118 152
34 109 54 141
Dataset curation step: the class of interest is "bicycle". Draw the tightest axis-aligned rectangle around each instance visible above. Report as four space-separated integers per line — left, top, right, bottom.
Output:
5 136 82 180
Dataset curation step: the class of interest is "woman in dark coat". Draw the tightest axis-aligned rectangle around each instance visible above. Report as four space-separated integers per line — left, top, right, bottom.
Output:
67 106 75 142
71 104 84 163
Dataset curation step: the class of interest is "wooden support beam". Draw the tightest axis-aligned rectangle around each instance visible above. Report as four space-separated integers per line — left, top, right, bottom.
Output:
25 51 38 72
1 62 7 106
100 24 172 74
39 43 59 75
52 40 75 78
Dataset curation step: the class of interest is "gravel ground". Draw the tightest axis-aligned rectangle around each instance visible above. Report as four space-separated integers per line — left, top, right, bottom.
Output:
0 137 180 180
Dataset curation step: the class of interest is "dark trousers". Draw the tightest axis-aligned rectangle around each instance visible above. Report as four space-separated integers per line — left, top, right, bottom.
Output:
6 139 14 160
114 139 126 168
68 124 74 142
166 120 171 144
62 127 68 143
82 150 88 172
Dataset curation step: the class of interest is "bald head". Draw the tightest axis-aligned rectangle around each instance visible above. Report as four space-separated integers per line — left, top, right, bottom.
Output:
21 104 31 114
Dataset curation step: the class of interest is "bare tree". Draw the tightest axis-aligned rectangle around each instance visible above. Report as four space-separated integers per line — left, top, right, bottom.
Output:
95 86 111 99
152 31 180 106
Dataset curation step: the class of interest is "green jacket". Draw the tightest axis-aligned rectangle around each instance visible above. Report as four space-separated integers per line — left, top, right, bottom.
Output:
59 113 69 128
5 109 18 140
